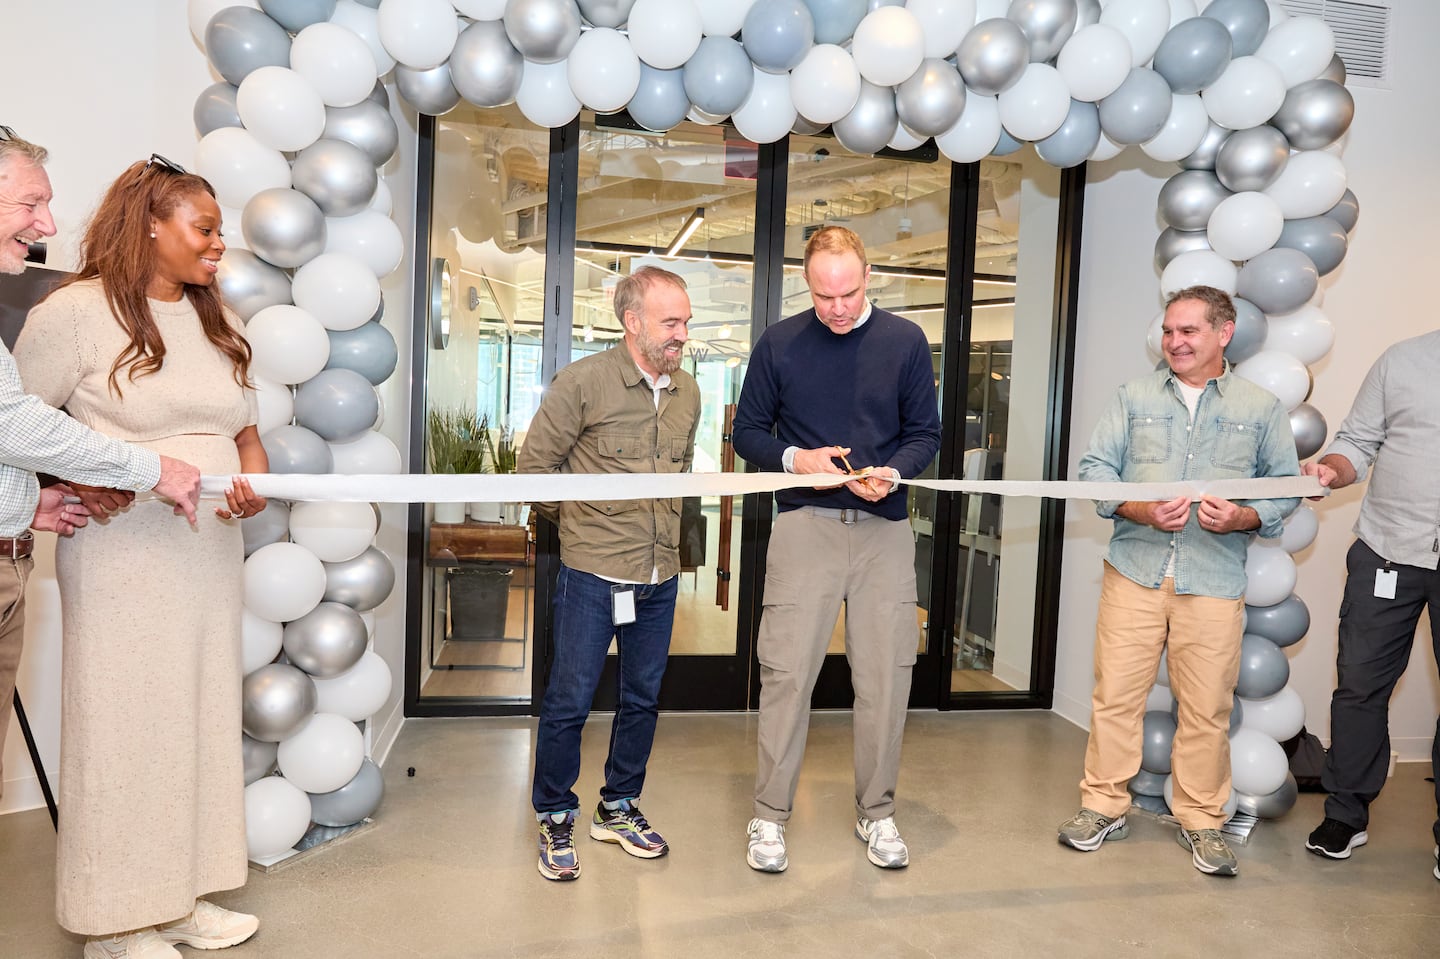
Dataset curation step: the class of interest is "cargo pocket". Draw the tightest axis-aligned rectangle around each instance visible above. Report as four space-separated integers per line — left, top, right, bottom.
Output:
757 577 805 672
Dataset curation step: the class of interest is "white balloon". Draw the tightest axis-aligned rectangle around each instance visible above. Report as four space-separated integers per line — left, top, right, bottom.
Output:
1100 0 1172 66
1140 92 1209 162
248 305 332 385
1235 349 1311 411
627 0 703 69
195 127 292 211
254 376 296 435
1263 303 1334 366
732 68 798 144
1201 56 1286 131
1244 538 1299 608
1239 686 1306 742
1262 150 1348 219
906 0 977 59
220 205 250 250
935 93 1001 164
888 121 929 153
236 66 328 153
1168 0 1198 26
242 607 284 675
188 0 260 44
516 59 581 128
1057 24 1134 103
1160 249 1237 296
331 0 396 75
997 63 1071 142
244 776 313 859
245 542 329 622
289 500 379 564
1230 727 1290 795
1265 1 1289 29
290 23 379 108
1089 130 1127 161
376 0 459 69
368 178 393 216
324 211 405 277
276 712 366 793
1206 191 1284 262
453 0 509 18
566 27 641 114
1145 309 1165 362
313 651 393 721
790 44 862 126
851 7 925 87
1255 16 1334 87
695 0 759 37
329 430 404 474
292 253 383 331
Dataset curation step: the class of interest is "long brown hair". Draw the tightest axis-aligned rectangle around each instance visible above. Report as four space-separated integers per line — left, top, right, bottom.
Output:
52 160 251 397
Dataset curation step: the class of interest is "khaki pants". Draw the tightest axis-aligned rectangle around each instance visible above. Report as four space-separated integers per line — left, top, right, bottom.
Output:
0 556 33 800
1081 563 1243 830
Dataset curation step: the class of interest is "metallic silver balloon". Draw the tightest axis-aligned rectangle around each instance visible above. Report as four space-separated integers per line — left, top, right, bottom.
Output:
1075 0 1100 31
894 59 966 137
1287 403 1328 460
365 80 389 109
452 20 524 108
309 758 384 826
1270 78 1354 151
1237 248 1319 316
205 7 292 86
833 81 899 155
324 546 396 611
577 0 637 28
326 321 398 386
1007 0 1078 63
1152 15 1233 95
291 139 378 218
1325 189 1359 233
1275 215 1347 277
242 663 318 742
282 601 368 678
1179 122 1230 171
957 18 1030 97
243 188 327 269
260 0 337 33
1098 67 1172 145
1235 771 1298 819
243 500 292 559
294 368 380 442
242 734 279 785
504 0 582 64
395 62 462 116
1201 0 1270 58
217 248 292 321
1318 52 1346 86
263 424 336 474
1215 125 1289 193
194 82 242 136
324 101 400 167
1158 170 1231 232
1237 633 1289 699
1154 226 1213 272
1225 296 1267 365
1035 98 1100 169
627 64 690 132
792 115 827 136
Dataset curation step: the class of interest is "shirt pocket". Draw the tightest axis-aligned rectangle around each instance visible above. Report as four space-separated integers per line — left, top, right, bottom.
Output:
598 433 647 462
1211 418 1262 472
1127 413 1173 464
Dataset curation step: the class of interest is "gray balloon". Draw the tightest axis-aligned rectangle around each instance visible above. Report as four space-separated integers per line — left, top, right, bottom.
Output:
324 101 400 167
194 82 242 136
627 64 690 132
283 601 368 678
294 368 380 442
395 62 462 116
1007 0 1079 63
205 7 292 86
1129 768 1167 798
867 0 904 8
291 139 378 218
309 758 384 826
1318 53 1346 86
504 0 582 64
1035 99 1100 169
1271 78 1354 151
577 0 636 28
1179 122 1231 171
802 0 866 45
1225 296 1267 364
1275 216 1347 277
957 19 1030 97
1246 593 1311 648
1075 0 1100 30
1155 227 1214 272
683 37 755 117
1171 692 1244 735
243 188 327 269
259 0 336 33
833 81 899 155
243 499 292 558
242 734 279 785
1236 248 1319 315
324 546 396 612
1158 170 1231 231
1201 0 1270 58
1152 15 1233 95
1098 68 1172 145
991 127 1024 156
1141 710 1177 774
326 321 398 385
364 79 389 109
452 20 524 108
1287 403 1328 461
1325 189 1359 234
895 59 966 137
262 424 336 474
744 0 815 72
1236 771 1298 819
1215 125 1289 193
1237 633 1290 699
217 248 292 321
242 664 318 742
792 115 827 135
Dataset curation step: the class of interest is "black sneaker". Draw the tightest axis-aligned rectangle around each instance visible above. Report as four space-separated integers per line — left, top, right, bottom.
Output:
1305 817 1368 860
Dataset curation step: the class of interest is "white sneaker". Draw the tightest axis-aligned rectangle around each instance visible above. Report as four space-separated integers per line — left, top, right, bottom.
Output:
746 817 788 873
856 816 910 868
83 930 180 959
157 900 259 949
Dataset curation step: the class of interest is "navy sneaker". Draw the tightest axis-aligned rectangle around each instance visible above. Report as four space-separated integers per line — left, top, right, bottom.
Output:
537 810 581 881
590 799 669 858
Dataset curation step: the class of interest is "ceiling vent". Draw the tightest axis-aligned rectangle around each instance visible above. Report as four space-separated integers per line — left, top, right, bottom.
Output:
1278 0 1392 85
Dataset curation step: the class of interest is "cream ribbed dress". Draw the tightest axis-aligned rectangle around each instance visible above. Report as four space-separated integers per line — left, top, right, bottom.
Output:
14 279 256 935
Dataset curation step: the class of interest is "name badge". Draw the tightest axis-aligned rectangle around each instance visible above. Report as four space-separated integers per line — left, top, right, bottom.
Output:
1374 568 1397 600
611 584 637 626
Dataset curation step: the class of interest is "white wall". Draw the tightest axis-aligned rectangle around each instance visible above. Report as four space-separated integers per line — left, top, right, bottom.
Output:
1058 1 1440 762
1 0 416 812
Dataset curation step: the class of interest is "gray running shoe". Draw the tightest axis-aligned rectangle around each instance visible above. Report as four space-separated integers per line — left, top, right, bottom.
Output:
855 816 909 869
1177 827 1238 876
1057 808 1129 851
746 817 788 873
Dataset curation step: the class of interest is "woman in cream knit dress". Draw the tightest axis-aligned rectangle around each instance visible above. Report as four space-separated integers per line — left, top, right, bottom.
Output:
15 159 268 959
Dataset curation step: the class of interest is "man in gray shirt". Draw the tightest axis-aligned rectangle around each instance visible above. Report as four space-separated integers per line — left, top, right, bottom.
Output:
1300 329 1440 882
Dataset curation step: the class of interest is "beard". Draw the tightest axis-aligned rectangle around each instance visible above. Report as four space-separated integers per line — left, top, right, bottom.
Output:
637 328 684 375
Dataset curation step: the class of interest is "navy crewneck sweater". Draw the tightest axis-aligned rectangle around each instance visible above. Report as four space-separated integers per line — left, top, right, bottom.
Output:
732 306 941 520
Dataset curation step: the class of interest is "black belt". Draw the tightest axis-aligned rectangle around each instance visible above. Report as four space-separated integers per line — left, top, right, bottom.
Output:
1 532 34 559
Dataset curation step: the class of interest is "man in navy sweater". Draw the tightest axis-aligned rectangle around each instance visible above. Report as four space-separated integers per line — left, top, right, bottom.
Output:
733 225 940 873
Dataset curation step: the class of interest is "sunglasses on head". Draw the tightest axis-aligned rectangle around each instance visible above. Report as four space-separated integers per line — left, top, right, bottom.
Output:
0 125 17 141
137 153 188 181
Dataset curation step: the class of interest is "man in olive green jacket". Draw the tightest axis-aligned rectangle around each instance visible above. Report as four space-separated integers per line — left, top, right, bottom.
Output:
518 265 700 881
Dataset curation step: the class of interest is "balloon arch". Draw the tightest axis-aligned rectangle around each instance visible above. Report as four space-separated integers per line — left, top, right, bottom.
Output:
185 0 1355 855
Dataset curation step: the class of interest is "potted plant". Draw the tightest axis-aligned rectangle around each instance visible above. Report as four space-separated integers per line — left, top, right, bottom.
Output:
427 407 487 524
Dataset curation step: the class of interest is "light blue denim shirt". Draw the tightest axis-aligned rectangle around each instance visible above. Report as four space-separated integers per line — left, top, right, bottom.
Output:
1078 365 1300 599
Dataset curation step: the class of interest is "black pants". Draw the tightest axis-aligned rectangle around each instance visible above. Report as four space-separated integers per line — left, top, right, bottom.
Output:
1322 539 1440 845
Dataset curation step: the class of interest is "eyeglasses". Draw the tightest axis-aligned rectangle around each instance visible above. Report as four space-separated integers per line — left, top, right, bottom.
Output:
0 125 17 141
137 153 188 181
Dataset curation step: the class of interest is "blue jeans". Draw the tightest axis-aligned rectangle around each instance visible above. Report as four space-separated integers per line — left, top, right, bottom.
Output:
531 565 678 813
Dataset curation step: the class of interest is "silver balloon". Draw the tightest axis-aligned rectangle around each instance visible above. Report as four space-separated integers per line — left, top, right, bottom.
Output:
627 64 690 132
1235 771 1298 819
743 0 816 72
259 0 336 33
1287 403 1328 461
309 758 384 826
1237 634 1290 699
804 0 867 46
365 79 389 109
1270 79 1355 151
1158 170 1231 232
1202 0 1271 58
395 62 462 116
194 82 242 136
324 546 396 611
1098 68 1172 145
1318 53 1346 86
324 101 400 168
1215 125 1289 193
833 82 899 155
263 424 335 474
205 7 292 86
1152 15 1233 95
216 248 292 321
242 734 279 785
1326 189 1359 234
792 115 827 136
242 663 318 742
291 139 378 218
1247 593 1311 648
577 0 636 28
957 18 1030 97
243 500 292 558
1179 123 1231 172
1007 0 1078 63
1275 216 1347 277
1155 227 1213 272
452 20 525 108
1236 248 1319 315
894 59 966 137
243 189 327 269
1225 296 1267 365
683 36 755 117
504 0 582 64
283 601 368 678
1075 0 1100 30
1035 99 1100 169
326 321 398 386
294 368 380 442
1129 768 1166 798
1140 710 1177 774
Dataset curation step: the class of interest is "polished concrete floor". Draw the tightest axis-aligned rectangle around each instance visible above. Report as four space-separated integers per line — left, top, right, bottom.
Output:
2 712 1437 958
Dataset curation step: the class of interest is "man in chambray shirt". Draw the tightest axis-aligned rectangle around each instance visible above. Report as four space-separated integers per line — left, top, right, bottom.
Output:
1057 285 1299 877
